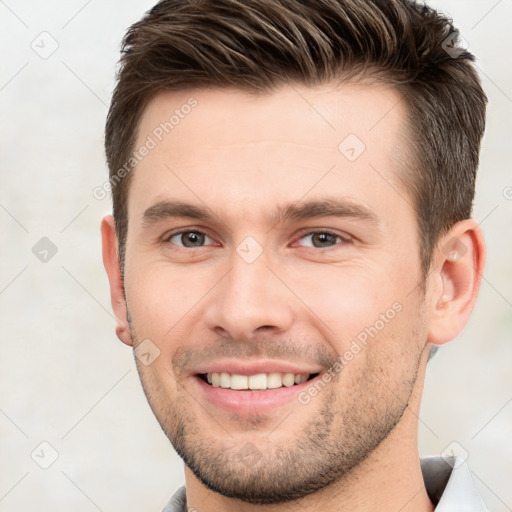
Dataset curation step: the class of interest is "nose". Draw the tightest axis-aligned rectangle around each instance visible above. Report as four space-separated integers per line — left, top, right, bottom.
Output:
203 248 295 341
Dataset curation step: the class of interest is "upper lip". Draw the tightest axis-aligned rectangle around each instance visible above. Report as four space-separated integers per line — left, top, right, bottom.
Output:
191 359 323 376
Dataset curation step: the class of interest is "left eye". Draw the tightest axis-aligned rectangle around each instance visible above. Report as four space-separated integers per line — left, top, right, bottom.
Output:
166 231 214 248
297 231 344 248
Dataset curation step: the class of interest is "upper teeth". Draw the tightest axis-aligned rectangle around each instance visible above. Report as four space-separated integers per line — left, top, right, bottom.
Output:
206 372 310 390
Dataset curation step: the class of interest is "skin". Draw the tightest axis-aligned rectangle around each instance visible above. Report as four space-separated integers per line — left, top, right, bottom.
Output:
102 82 485 511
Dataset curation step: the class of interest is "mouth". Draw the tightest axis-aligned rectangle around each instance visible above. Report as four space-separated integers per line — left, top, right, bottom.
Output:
192 369 324 416
197 372 320 390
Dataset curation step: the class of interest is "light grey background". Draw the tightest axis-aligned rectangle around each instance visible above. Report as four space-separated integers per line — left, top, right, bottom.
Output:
0 1 511 510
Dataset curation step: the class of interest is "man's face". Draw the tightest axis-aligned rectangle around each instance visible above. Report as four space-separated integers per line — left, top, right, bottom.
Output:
122 83 430 502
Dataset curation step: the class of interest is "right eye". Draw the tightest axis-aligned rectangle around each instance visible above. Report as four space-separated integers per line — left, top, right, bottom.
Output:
164 230 216 249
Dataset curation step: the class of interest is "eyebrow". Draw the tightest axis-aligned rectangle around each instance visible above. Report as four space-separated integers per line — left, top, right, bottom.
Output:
141 198 379 229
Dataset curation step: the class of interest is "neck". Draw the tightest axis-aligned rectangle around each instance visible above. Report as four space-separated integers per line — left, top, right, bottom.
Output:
184 352 434 512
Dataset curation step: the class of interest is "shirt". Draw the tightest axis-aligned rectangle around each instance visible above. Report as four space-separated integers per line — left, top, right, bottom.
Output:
162 456 487 511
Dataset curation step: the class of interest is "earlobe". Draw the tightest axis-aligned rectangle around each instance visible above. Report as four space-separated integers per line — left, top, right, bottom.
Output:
115 324 132 346
101 215 133 347
427 219 486 346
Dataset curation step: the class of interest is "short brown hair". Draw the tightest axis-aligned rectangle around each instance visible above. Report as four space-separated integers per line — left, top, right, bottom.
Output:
105 0 487 275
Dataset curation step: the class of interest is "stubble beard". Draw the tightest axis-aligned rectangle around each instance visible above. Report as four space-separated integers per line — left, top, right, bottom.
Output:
133 330 426 504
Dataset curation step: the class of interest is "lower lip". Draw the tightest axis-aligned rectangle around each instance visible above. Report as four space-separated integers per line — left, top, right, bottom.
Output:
192 374 321 415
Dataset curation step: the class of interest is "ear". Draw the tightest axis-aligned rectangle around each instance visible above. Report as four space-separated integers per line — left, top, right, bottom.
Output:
101 215 133 346
427 219 486 345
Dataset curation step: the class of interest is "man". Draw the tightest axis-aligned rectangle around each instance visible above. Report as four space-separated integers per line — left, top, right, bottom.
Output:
101 0 488 510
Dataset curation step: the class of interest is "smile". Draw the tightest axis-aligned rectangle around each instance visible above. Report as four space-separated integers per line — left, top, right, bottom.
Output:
198 372 320 390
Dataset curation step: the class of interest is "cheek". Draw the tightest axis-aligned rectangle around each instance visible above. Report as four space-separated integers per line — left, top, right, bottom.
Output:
125 264 214 339
332 297 426 403
287 262 405 340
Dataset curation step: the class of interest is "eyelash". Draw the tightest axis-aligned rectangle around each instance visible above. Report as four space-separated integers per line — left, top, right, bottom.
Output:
163 228 350 250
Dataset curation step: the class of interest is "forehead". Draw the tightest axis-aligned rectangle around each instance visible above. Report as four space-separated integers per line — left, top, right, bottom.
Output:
136 81 407 153
129 82 412 222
